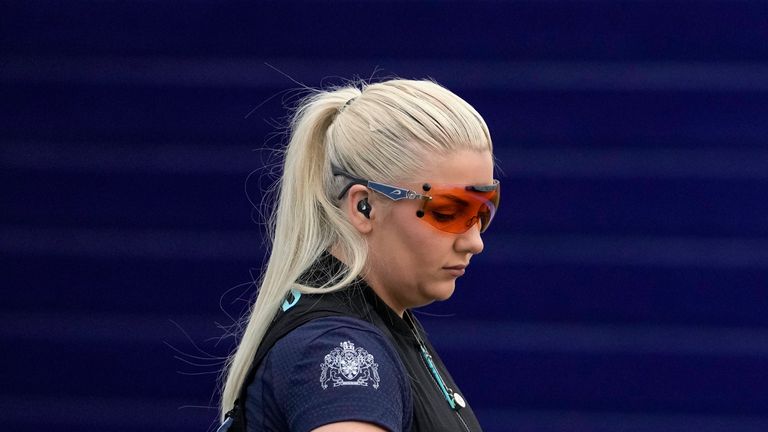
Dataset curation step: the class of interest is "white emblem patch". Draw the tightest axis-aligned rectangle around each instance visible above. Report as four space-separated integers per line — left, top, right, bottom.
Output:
320 341 380 390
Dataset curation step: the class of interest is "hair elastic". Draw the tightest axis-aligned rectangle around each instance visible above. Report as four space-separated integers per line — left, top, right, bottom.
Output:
339 96 357 112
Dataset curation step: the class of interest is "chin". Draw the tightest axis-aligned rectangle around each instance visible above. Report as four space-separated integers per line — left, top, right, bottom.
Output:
428 281 457 302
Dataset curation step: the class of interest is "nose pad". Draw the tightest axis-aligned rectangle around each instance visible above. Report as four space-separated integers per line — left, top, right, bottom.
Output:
464 215 480 231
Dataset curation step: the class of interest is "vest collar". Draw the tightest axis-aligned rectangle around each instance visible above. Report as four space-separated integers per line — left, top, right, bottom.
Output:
300 251 417 339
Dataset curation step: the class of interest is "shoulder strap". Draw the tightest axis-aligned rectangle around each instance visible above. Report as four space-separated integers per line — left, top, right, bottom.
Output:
219 291 358 432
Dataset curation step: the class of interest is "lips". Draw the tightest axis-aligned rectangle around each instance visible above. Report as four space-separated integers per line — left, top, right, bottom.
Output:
443 265 467 277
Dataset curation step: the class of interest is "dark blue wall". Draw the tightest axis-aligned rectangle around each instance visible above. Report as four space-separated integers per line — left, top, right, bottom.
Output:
2 1 768 431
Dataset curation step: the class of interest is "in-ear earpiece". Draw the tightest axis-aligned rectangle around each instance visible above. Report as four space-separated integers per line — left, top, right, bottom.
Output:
357 198 371 219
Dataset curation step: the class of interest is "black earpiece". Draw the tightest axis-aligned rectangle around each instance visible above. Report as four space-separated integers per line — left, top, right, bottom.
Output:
357 198 371 219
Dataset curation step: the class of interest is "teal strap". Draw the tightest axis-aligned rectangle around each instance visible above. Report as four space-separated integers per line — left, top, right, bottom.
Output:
419 345 456 410
281 288 302 311
215 416 233 432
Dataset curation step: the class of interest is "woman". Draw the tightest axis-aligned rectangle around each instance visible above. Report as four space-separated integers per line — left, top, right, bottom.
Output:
219 79 500 432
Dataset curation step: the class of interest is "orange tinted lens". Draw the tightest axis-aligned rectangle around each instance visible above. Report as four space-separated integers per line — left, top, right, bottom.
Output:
420 182 499 234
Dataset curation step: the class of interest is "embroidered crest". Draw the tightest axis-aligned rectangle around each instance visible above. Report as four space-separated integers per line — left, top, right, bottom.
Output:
320 341 380 389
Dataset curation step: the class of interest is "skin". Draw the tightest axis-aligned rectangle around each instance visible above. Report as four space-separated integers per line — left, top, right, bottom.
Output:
314 149 493 432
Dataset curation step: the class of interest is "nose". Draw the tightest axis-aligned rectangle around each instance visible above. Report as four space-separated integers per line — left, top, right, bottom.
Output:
455 221 484 255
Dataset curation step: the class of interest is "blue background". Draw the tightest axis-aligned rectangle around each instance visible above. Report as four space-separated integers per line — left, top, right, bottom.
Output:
2 1 768 431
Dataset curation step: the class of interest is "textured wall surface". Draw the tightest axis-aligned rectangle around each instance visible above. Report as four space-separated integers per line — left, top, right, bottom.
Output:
2 1 768 431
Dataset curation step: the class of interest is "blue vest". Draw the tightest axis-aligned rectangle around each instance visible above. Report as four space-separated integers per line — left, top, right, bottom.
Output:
220 253 482 432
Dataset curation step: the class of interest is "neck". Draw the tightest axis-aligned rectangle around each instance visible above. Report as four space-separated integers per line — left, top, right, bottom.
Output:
329 247 407 318
366 280 407 318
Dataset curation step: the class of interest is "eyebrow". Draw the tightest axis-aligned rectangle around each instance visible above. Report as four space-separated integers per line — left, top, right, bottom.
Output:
434 194 470 206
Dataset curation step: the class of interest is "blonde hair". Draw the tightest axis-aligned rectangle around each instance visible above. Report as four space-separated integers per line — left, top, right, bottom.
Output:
220 79 492 418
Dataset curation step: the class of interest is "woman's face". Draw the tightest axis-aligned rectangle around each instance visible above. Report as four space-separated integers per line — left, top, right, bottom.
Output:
365 149 494 315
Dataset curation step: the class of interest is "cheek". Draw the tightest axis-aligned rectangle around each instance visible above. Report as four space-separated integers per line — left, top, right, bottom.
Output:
384 210 428 259
395 209 428 242
397 216 448 266
376 206 452 276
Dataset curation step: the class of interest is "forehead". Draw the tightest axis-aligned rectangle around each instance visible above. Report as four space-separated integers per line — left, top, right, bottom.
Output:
415 150 494 186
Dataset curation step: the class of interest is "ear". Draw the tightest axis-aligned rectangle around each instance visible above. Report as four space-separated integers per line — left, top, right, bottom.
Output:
343 184 374 234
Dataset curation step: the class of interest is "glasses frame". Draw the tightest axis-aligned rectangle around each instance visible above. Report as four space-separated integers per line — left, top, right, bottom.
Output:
332 166 500 233
334 167 432 203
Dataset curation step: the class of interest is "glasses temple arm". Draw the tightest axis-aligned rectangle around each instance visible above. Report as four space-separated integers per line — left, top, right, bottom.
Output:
332 167 369 200
332 166 431 202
